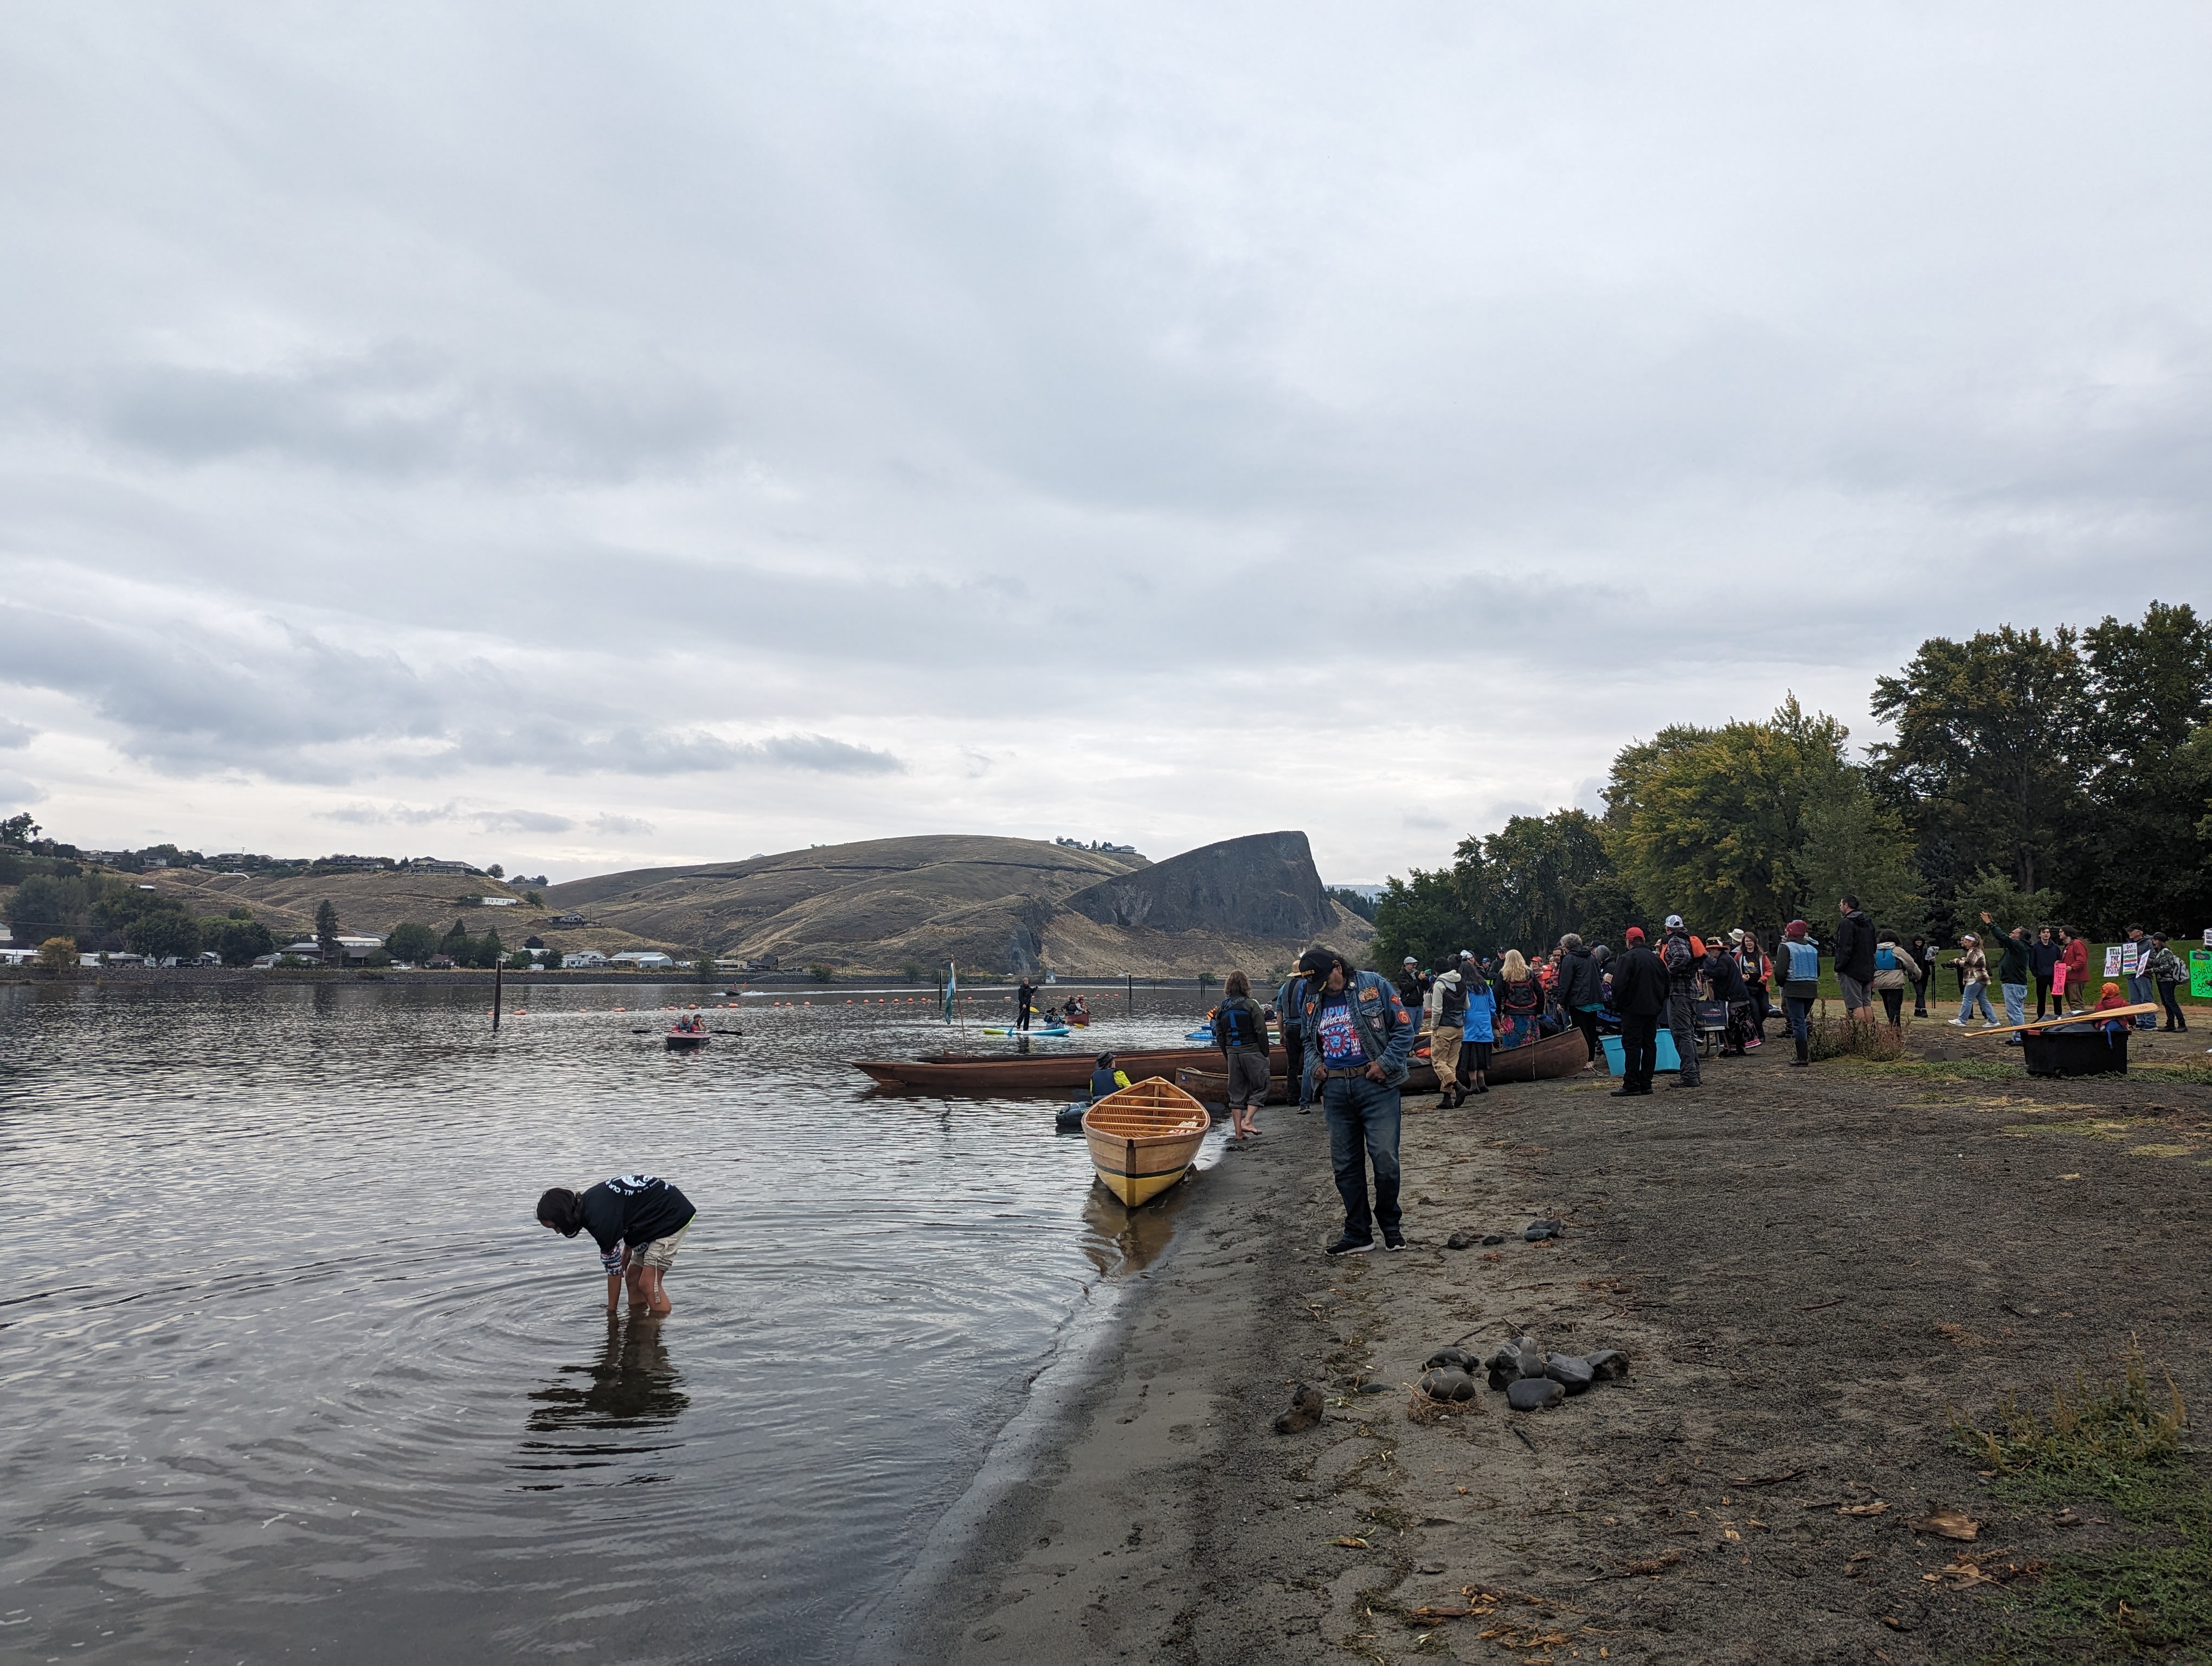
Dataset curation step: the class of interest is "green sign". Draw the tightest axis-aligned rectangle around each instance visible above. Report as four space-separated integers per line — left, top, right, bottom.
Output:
2193 949 2212 1000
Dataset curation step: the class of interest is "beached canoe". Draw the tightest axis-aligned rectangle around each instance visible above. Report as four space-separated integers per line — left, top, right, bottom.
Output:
851 1046 1287 1095
1083 1079 1211 1207
1398 1026 1588 1089
1175 1067 1291 1105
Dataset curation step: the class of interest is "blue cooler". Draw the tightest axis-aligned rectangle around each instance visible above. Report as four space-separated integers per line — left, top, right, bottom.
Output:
1600 1031 1681 1075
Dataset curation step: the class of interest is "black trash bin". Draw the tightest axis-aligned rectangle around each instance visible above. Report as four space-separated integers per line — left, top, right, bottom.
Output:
2021 1026 2129 1078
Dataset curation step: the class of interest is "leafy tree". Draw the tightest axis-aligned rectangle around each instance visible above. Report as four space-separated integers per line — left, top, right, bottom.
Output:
385 921 440 963
1327 887 1379 922
1374 808 1626 963
487 864 504 879
314 900 340 964
1793 761 1924 934
474 932 505 969
508 950 535 971
1950 867 2066 940
10 875 92 941
36 935 77 972
213 919 275 965
126 906 202 963
1 813 38 846
1869 625 2088 898
2072 601 2212 929
694 955 716 983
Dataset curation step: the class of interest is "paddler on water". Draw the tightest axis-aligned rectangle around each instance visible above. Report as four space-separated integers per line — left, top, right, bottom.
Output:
1090 1052 1131 1100
538 1174 697 1316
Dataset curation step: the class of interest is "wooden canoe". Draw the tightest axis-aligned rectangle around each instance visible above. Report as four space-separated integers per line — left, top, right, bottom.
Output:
1083 1079 1211 1207
1175 1067 1291 1105
852 1046 1284 1095
1398 1026 1590 1090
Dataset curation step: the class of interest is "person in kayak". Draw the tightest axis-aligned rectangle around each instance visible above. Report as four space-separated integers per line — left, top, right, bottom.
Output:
538 1174 697 1316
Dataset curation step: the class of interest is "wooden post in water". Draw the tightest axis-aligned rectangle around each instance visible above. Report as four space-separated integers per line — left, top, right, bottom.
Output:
1126 972 1133 1015
493 958 503 1031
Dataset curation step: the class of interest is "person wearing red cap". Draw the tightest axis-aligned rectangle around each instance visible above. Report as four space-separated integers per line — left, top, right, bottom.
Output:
1609 925 1668 1095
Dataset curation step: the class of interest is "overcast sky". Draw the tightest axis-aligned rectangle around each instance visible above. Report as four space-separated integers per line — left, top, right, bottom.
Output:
4 4 2209 883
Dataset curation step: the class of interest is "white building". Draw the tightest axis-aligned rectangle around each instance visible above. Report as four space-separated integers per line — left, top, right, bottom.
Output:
562 951 607 969
609 950 677 970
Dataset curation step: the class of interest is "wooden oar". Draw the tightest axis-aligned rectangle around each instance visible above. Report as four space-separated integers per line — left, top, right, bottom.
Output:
1959 1001 2160 1040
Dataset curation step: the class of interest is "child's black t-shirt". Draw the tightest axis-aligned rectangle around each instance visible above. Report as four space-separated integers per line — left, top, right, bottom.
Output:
580 1175 696 1272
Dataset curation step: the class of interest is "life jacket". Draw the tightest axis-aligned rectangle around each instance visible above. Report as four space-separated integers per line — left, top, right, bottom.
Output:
1090 1067 1127 1098
1216 999 1265 1050
1778 939 1820 984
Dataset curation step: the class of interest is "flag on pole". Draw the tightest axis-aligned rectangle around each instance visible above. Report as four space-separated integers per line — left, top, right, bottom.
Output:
943 958 957 1023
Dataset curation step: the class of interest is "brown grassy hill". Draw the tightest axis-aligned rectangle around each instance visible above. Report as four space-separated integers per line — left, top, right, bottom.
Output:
538 832 1375 975
137 867 544 944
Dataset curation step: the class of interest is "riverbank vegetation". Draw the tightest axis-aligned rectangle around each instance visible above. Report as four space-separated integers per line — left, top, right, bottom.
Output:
1378 601 2212 962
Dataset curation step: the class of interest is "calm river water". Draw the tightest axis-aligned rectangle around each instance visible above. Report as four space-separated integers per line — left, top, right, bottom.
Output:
0 979 1222 1664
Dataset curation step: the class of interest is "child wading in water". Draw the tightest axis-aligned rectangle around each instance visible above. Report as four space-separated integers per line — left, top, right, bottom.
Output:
538 1174 697 1316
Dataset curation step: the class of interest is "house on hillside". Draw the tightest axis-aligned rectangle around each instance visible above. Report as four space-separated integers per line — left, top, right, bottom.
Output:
562 951 607 969
547 912 588 927
334 935 385 964
404 857 478 875
610 950 676 970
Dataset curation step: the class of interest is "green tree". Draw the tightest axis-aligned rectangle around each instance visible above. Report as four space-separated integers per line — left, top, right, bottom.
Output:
1 813 38 846
1374 808 1627 963
214 919 275 965
10 875 93 941
1869 625 2088 899
1793 758 1924 934
1950 867 2065 940
1327 887 1380 922
694 954 717 983
125 906 203 963
314 900 340 964
474 931 505 969
2073 600 2212 930
385 921 439 963
36 935 77 972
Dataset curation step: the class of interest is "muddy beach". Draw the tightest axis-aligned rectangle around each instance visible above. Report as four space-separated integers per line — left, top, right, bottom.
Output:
886 1028 2212 1664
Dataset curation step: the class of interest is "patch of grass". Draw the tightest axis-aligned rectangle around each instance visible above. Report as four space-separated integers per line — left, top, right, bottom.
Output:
1998 1118 2159 1141
1831 1056 2022 1082
1949 1341 2211 1658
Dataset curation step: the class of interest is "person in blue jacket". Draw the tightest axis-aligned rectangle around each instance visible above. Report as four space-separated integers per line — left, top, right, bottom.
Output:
1458 951 1496 1098
1293 945 1415 1255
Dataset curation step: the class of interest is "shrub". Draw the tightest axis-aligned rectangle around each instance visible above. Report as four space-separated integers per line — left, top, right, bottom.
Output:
36 936 78 972
808 963 834 983
1808 1006 1904 1062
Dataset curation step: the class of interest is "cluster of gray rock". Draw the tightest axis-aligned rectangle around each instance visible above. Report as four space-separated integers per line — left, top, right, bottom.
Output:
1416 1336 1630 1412
1445 1217 1564 1251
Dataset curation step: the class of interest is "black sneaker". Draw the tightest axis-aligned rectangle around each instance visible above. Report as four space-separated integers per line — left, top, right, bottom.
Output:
1668 1080 1700 1090
1324 1234 1374 1257
1382 1229 1406 1252
1608 1086 1638 1097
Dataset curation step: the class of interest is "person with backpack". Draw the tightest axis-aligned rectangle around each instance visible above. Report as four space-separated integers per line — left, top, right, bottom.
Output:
2147 934 2189 1031
1274 965 1312 1112
1610 926 1669 1094
1870 931 1924 1034
1214 970 1272 1139
1658 914 1703 1088
1776 919 1821 1067
1457 952 1496 1097
1554 933 1605 1064
1425 960 1467 1108
1834 895 1876 1026
2124 926 2158 1030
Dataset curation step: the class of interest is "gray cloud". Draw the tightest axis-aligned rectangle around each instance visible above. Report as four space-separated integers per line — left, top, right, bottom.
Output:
0 771 43 811
0 720 33 748
588 813 658 837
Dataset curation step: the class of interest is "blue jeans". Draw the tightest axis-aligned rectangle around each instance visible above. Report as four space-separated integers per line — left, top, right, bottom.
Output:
1322 1073 1402 1241
2002 983 2026 1027
1959 983 1996 1023
2128 973 2157 1026
1784 995 1813 1042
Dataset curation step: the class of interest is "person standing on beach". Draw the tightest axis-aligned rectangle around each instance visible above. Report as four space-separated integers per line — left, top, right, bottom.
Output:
1555 934 1604 1064
1457 951 1495 1097
538 1174 697 1316
1610 926 1668 1094
1275 964 1312 1114
1834 895 1876 1027
1294 945 1414 1255
1427 959 1466 1107
1214 970 1271 1139
1659 915 1703 1089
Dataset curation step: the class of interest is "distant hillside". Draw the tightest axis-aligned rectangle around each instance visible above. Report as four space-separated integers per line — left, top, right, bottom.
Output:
132 867 564 945
540 831 1372 975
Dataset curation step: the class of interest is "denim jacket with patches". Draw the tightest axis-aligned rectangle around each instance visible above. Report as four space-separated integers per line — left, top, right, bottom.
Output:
1296 970 1414 1101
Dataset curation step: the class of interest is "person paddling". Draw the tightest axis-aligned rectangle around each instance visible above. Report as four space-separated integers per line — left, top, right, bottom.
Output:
538 1174 697 1316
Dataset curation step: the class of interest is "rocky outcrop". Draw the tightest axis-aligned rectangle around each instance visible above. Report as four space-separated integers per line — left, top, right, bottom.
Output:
1061 831 1336 940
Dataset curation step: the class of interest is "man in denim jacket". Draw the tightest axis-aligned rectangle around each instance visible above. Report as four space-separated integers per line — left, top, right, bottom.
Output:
1294 945 1416 1255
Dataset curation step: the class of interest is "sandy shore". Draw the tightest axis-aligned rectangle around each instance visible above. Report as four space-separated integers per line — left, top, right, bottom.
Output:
867 1026 2212 1665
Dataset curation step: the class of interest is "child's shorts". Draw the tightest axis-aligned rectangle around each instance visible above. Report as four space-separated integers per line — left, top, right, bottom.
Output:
636 1222 690 1271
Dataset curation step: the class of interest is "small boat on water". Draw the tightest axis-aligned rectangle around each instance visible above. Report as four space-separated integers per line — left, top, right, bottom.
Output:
1082 1079 1211 1207
852 1046 1284 1095
665 1029 709 1051
982 1024 1071 1037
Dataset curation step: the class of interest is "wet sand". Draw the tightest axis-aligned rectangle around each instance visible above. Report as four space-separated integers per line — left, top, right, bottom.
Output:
877 1027 2212 1664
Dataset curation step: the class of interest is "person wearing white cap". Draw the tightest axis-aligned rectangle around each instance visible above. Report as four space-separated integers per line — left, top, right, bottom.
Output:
1947 933 1996 1026
1658 915 1702 1088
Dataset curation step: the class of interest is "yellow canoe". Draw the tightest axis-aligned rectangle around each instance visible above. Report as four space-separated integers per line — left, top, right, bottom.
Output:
1082 1078 1211 1208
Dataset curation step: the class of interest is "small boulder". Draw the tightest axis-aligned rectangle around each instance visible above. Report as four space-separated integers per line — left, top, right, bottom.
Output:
1481 1233 1506 1246
1418 1368 1479 1402
1506 1377 1566 1411
1273 1383 1325 1434
1446 1232 1473 1251
1545 1354 1595 1394
1423 1347 1478 1372
1524 1219 1563 1241
1585 1349 1631 1381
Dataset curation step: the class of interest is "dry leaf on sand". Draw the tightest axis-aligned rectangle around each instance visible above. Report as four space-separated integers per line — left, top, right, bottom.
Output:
1837 1500 1891 1516
1912 1507 1978 1541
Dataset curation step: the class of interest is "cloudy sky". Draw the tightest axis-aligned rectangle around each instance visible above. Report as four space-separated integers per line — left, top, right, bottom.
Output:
4 4 2209 883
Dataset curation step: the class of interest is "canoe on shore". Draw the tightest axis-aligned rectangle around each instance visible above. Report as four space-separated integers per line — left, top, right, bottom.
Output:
1083 1079 1211 1207
852 1046 1285 1095
1403 1026 1590 1089
1175 1067 1291 1105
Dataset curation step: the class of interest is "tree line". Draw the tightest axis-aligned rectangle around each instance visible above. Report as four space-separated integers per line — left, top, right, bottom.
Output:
1376 601 2212 963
